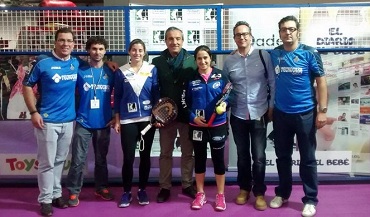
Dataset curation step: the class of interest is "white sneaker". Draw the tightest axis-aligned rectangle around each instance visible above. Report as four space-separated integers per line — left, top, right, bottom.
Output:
269 196 287 208
302 204 316 217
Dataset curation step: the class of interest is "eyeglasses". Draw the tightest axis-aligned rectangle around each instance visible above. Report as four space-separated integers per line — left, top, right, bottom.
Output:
234 32 250 39
57 39 74 44
279 27 298 33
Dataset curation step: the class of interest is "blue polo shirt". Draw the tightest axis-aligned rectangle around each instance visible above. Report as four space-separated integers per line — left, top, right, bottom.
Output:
270 44 324 113
23 52 79 123
76 64 114 129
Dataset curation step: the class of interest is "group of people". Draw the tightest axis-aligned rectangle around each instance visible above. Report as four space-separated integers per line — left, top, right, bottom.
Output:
23 15 327 217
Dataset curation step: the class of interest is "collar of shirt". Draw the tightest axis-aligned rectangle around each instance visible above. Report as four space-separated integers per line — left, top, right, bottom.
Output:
52 50 71 61
236 46 254 58
199 68 213 82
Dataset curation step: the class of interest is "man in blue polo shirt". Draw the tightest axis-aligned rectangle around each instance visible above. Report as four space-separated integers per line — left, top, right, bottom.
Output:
23 27 79 216
66 36 115 207
269 16 328 217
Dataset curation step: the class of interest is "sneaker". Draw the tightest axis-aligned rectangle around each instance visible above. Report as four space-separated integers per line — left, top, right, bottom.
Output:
95 188 114 201
157 188 170 203
118 192 132 208
68 194 79 207
191 192 207 210
51 197 68 209
40 203 53 216
302 204 316 217
269 196 288 208
235 189 250 205
137 189 149 205
215 193 226 211
255 195 267 211
182 186 196 199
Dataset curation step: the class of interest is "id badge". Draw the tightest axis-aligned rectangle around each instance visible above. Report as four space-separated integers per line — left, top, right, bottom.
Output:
90 98 100 109
192 130 203 141
195 109 205 118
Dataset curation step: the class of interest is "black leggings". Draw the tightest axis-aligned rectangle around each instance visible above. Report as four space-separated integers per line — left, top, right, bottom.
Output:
193 141 226 175
120 122 156 192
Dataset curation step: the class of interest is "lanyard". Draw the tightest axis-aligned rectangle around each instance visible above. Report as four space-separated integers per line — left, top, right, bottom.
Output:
90 67 103 98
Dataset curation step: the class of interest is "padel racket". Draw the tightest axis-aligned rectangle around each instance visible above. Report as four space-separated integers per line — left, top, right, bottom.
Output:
208 82 232 126
141 97 178 135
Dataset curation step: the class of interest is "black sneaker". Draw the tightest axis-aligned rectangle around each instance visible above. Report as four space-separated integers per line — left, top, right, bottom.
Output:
118 192 132 208
137 189 149 205
156 188 170 203
68 194 79 207
182 186 196 199
40 203 53 216
95 188 114 201
51 197 68 209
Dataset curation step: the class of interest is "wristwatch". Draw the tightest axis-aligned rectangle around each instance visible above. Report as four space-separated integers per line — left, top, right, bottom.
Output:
318 107 327 113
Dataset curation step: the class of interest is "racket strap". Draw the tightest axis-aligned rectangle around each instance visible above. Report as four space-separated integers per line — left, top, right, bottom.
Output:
139 134 145 152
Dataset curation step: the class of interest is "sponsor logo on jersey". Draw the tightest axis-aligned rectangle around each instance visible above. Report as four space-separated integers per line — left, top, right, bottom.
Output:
212 81 221 89
280 67 303 75
52 73 77 83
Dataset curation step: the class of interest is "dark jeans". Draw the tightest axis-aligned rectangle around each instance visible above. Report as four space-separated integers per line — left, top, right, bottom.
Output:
273 108 318 205
230 114 267 196
120 122 155 192
66 123 111 194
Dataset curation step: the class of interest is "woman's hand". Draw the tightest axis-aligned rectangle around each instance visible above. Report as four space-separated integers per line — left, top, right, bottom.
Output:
194 116 208 127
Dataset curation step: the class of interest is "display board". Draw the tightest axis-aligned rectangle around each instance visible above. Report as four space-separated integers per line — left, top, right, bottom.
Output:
228 52 370 174
129 8 217 51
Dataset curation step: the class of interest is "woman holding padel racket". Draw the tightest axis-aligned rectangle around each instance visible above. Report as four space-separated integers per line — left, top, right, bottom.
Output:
113 39 160 208
183 45 230 212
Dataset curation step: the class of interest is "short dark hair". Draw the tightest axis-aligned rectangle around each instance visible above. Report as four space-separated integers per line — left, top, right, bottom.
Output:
85 36 108 50
165 26 184 40
278 15 300 30
194 45 212 60
233 21 252 36
54 27 75 41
